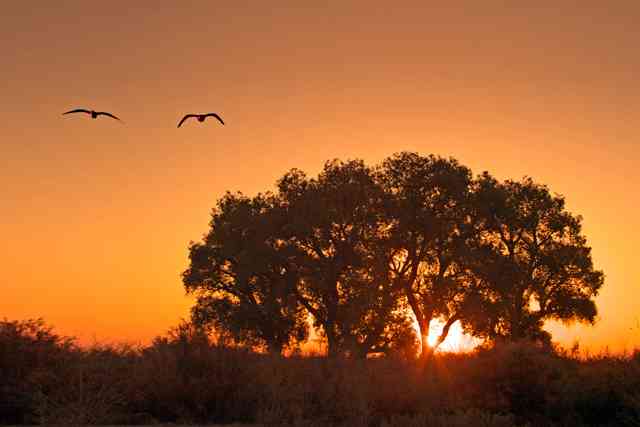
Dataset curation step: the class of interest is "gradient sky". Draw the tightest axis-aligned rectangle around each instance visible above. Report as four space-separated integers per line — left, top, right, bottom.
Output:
2 2 639 352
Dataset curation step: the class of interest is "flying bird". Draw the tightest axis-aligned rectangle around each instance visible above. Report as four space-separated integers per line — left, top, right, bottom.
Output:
177 113 225 128
62 109 122 121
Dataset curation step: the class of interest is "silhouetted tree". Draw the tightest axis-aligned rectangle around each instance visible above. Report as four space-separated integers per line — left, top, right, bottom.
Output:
462 173 604 343
278 160 414 357
377 152 476 357
183 193 307 355
184 153 605 357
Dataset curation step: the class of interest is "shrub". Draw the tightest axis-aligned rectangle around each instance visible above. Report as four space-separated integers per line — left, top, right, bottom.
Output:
1 318 639 426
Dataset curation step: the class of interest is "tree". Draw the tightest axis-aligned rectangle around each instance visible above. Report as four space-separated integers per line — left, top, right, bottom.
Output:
278 160 414 358
463 173 604 343
183 192 307 355
377 152 476 357
183 153 605 357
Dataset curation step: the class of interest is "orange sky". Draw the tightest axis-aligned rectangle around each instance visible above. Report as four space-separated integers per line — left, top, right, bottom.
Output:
2 2 639 352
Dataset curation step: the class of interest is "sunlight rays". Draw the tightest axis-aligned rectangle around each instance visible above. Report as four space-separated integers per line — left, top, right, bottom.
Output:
418 319 481 353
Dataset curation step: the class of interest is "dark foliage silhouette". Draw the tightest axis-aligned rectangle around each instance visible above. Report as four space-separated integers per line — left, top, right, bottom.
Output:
183 192 308 355
184 152 603 359
461 173 604 344
277 160 416 358
377 152 478 357
1 318 639 426
0 318 76 424
2 151 615 425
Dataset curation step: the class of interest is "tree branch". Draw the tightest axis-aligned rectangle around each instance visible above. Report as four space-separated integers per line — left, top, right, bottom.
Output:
433 313 460 350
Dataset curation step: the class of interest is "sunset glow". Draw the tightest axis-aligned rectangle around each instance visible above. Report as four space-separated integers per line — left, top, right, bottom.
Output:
2 2 639 354
425 321 478 353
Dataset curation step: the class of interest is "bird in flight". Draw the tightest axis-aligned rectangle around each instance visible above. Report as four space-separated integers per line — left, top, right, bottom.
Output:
62 109 122 121
177 113 225 128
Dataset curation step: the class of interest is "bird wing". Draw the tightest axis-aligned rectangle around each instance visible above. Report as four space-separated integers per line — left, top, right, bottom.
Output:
63 109 91 115
204 113 225 125
177 114 197 128
96 111 122 121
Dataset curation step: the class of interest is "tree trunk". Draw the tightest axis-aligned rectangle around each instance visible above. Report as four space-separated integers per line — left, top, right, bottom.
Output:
418 317 433 360
510 286 524 341
433 314 459 350
268 341 283 356
351 341 368 359
405 289 433 359
325 324 339 357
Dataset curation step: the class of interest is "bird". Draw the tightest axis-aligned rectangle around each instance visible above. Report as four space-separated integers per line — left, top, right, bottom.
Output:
177 113 225 128
62 109 122 121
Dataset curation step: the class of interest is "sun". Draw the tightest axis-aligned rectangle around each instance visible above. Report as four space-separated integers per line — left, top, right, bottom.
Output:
427 320 462 352
417 319 479 353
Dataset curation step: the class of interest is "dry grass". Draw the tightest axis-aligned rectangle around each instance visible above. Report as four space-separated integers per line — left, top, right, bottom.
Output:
1 319 639 426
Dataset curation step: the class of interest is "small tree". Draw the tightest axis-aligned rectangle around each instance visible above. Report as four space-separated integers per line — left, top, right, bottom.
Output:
463 173 604 343
183 192 307 355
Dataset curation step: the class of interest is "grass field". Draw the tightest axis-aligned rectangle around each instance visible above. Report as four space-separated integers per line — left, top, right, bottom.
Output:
2 319 639 426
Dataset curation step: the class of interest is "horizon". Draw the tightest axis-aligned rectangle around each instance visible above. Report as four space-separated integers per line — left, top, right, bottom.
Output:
2 2 639 354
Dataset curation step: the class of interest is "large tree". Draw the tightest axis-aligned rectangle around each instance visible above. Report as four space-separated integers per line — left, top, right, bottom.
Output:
278 160 414 358
183 153 605 357
182 192 307 355
377 152 476 357
463 173 604 343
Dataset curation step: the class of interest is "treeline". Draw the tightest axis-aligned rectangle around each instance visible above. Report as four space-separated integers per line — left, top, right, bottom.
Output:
183 152 604 357
2 318 639 426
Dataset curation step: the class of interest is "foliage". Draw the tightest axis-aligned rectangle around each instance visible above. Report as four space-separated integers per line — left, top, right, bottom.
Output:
183 192 308 354
377 152 476 355
1 319 640 426
183 152 603 358
278 159 414 358
0 318 76 424
461 173 604 343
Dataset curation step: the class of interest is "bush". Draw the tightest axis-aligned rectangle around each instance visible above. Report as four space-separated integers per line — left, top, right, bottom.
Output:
1 318 639 426
0 318 76 424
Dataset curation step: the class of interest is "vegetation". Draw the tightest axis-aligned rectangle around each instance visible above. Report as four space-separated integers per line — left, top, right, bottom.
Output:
1 318 639 426
1 151 616 426
184 152 603 358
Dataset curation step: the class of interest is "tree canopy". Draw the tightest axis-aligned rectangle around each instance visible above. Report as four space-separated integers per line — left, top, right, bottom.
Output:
183 152 604 357
377 152 476 355
183 192 307 354
460 173 604 344
277 160 415 357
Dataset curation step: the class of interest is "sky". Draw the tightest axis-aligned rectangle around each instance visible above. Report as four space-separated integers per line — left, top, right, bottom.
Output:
2 2 639 352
